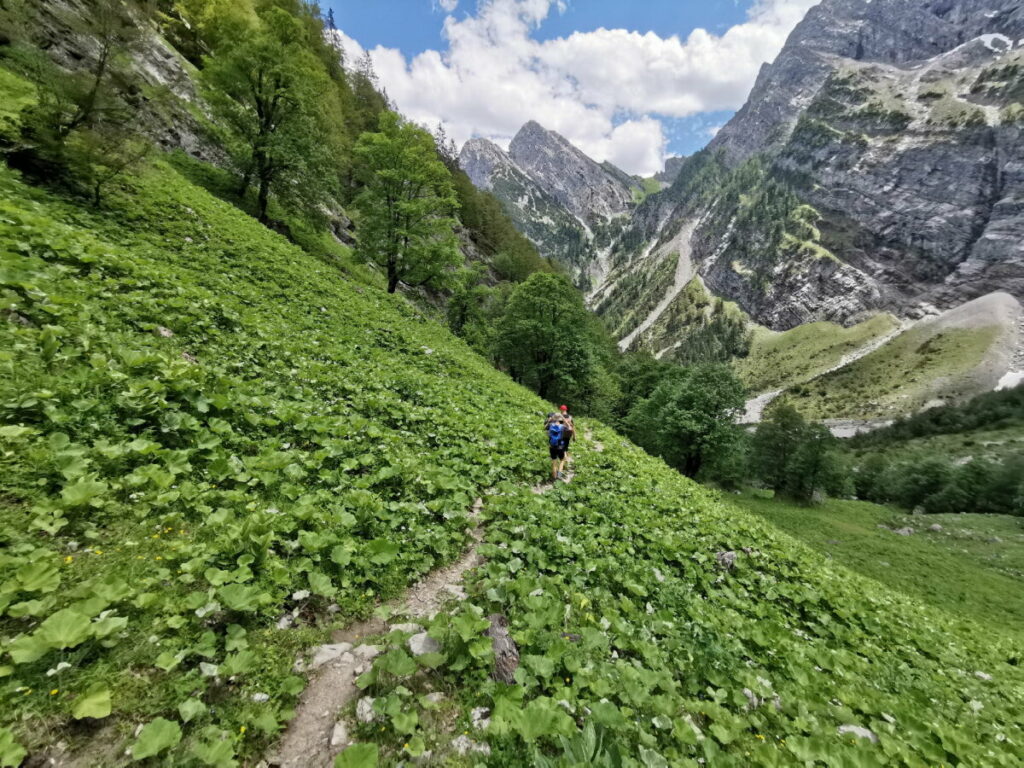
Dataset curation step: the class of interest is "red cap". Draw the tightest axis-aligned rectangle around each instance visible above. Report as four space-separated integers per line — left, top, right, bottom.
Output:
559 405 568 411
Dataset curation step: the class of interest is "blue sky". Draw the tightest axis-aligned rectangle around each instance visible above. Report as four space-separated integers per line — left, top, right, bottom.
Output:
326 1 817 175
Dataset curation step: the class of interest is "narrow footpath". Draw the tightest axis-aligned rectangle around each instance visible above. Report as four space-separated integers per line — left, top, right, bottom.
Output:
269 428 597 766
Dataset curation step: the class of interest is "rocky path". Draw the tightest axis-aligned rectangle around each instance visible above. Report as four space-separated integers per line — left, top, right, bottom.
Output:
268 498 487 768
617 221 697 353
271 436 586 767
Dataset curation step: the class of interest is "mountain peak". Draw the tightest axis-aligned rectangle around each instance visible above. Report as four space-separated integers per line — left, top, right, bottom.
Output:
508 120 635 224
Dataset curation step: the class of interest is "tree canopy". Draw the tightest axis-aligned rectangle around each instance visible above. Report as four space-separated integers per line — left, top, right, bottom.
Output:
624 364 745 478
352 111 460 293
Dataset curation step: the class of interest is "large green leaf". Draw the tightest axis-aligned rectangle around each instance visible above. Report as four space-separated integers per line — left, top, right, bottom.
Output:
37 608 91 649
334 743 378 768
72 684 111 720
0 727 27 768
131 717 182 760
16 561 60 593
178 698 207 723
59 477 107 506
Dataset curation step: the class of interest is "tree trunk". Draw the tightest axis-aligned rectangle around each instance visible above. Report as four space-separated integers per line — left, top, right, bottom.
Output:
257 177 270 223
238 165 253 197
387 270 399 293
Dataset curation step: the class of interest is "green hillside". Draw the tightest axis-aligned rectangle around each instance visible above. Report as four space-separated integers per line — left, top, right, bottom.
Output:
736 494 1024 638
736 314 899 395
3 161 1022 765
0 159 545 764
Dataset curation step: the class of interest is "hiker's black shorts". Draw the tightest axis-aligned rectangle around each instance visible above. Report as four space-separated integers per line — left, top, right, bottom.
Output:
549 445 566 460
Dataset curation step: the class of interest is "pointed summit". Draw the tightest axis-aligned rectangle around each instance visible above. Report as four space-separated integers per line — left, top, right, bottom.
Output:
508 120 638 223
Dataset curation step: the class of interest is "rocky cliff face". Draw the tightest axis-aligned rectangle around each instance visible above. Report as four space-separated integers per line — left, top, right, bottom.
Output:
459 137 593 272
594 0 1024 350
508 121 640 224
458 122 643 282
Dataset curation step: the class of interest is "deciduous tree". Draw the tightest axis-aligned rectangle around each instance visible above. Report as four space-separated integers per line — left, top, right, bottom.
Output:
353 111 460 293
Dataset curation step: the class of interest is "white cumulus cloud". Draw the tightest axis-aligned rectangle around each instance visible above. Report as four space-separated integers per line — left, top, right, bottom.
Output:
336 0 820 175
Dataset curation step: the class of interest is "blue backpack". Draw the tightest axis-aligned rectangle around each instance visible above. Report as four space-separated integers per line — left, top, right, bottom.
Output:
548 423 564 447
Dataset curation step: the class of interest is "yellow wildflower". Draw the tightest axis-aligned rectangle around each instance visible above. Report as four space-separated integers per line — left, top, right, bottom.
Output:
64 556 73 563
239 726 246 734
50 689 59 695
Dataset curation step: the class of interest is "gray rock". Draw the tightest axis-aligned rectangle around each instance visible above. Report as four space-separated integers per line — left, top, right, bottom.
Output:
330 721 349 748
893 527 915 536
352 644 381 662
451 735 491 756
308 643 353 670
975 670 993 681
929 524 943 532
356 697 377 724
592 0 1024 350
389 623 422 634
408 632 441 657
716 551 737 570
470 707 491 731
509 121 638 223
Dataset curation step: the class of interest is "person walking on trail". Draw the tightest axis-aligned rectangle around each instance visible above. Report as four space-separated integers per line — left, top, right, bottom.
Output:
558 404 575 458
546 414 570 480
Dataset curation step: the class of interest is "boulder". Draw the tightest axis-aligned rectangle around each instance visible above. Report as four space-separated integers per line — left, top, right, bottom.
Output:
408 632 441 657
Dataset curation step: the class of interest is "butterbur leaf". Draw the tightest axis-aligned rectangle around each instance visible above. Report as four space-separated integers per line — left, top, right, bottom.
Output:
404 736 426 757
330 543 353 566
72 684 111 720
391 711 418 734
335 743 378 768
218 584 262 612
178 698 207 723
523 654 554 678
0 726 27 768
379 648 417 678
190 737 237 767
639 747 669 768
16 561 61 593
221 650 256 676
131 717 182 760
92 614 128 639
60 477 107 506
155 651 184 671
414 652 444 669
308 571 335 597
366 539 400 564
517 698 574 742
7 634 49 664
37 608 92 649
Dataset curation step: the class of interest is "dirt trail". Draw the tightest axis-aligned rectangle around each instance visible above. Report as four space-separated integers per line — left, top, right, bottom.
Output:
269 498 486 768
272 441 584 767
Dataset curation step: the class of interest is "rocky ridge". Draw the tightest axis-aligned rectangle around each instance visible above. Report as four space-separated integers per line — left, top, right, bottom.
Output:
459 122 641 282
594 0 1024 348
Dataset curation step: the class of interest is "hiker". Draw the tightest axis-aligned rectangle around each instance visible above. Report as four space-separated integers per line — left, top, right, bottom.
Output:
546 415 570 480
558 404 575 458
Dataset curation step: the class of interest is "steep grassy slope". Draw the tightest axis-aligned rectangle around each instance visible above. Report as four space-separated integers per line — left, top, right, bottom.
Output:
1 142 1023 766
356 432 1024 766
781 294 1019 419
736 314 899 395
0 161 546 765
736 494 1024 638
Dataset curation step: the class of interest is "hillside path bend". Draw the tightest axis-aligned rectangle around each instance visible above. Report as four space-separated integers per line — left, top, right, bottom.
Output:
271 431 590 766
